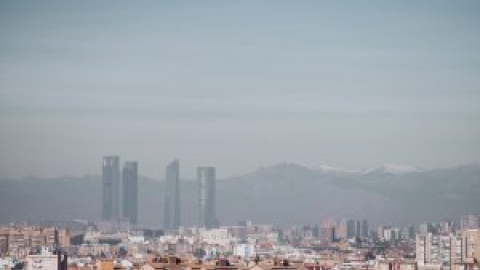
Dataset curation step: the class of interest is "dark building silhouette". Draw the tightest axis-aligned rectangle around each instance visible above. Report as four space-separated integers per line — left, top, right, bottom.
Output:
122 161 138 225
54 228 68 270
197 167 217 228
164 160 181 229
102 156 121 221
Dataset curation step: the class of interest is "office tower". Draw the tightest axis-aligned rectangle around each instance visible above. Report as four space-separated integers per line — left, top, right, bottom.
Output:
122 161 138 225
377 226 385 240
355 220 361 237
336 219 347 239
197 167 217 229
164 160 181 229
337 219 357 239
319 226 335 245
361 219 369 238
346 219 356 238
102 156 121 221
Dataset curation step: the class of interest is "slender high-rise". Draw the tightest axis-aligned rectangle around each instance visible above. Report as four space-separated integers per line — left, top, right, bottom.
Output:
102 156 121 221
197 167 217 229
122 161 138 225
164 160 180 229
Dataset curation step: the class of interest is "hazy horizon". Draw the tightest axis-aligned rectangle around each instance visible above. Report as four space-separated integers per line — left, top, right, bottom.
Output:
1 160 479 181
1 1 480 179
1 162 479 226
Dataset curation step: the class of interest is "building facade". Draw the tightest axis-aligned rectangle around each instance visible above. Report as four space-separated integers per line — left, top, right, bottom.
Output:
461 215 479 231
26 253 58 270
197 167 217 229
416 232 463 270
164 160 181 230
461 229 480 268
122 161 138 225
0 226 70 258
102 156 121 221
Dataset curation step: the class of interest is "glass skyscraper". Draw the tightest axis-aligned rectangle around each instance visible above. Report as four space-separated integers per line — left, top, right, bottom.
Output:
102 156 120 221
164 160 180 229
197 167 217 229
122 161 138 225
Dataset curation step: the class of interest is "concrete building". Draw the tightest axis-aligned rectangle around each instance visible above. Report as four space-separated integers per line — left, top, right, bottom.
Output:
0 226 70 258
122 161 138 225
164 160 181 230
234 243 255 258
461 215 479 231
461 229 480 268
319 226 335 245
419 223 430 235
384 227 401 242
336 220 346 240
26 253 58 270
197 167 217 229
102 156 121 221
200 228 233 246
416 232 463 270
440 221 455 235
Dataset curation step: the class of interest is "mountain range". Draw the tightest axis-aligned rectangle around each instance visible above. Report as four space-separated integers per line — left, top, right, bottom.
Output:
0 163 479 227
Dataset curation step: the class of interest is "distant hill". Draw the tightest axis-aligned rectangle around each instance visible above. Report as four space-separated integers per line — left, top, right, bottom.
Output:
1 163 479 227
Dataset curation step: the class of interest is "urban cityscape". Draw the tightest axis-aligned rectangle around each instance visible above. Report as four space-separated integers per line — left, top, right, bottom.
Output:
0 157 479 270
1 2 480 270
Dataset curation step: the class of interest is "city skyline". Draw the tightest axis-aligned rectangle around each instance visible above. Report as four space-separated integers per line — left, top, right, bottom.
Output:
1 214 479 270
101 157 221 228
1 157 477 227
1 1 480 268
82 160 479 227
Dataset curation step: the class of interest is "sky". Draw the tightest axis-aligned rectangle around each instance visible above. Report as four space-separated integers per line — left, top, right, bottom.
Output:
1 1 480 179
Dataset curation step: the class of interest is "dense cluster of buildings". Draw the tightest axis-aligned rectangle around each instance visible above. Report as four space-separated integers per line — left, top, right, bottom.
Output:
414 215 480 270
1 156 479 270
1 215 479 270
101 156 217 229
0 226 70 258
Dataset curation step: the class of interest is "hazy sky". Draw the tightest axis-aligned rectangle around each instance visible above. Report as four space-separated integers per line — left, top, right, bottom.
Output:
1 1 480 179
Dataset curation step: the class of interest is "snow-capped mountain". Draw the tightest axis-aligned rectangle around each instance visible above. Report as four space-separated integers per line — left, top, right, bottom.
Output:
362 164 424 174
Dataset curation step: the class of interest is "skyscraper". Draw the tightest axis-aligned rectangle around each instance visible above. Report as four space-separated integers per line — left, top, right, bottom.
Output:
164 160 180 229
197 167 217 229
361 219 369 238
122 161 138 225
102 156 121 221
